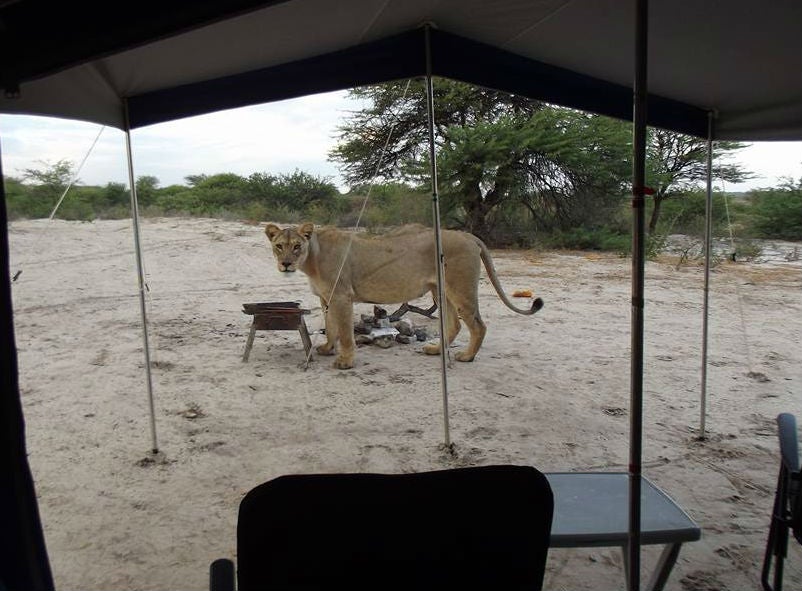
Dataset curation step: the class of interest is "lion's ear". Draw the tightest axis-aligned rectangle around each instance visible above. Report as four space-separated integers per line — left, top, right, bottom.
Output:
298 222 315 240
265 223 281 240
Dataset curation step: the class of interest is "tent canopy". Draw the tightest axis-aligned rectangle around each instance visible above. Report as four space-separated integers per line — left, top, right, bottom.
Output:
2 2 801 590
1 0 800 140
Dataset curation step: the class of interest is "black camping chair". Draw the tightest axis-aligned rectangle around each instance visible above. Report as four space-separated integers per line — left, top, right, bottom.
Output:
762 413 802 591
210 464 553 591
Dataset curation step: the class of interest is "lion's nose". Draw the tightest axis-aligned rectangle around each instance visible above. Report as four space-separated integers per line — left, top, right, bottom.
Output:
280 261 293 272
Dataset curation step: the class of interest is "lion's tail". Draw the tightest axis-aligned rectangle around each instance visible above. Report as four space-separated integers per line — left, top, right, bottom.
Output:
476 237 544 315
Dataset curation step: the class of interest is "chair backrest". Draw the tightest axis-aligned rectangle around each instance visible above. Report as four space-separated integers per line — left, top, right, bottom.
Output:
777 413 802 544
236 464 553 591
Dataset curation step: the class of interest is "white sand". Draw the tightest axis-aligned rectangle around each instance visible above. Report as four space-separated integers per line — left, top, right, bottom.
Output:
9 217 802 590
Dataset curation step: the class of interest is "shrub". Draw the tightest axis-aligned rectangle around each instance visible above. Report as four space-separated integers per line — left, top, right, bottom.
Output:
542 226 630 252
747 178 802 240
357 186 431 231
652 191 744 237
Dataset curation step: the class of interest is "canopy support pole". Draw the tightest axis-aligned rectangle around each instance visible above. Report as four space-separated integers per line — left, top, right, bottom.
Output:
424 26 451 449
628 0 649 588
700 111 714 440
124 100 159 454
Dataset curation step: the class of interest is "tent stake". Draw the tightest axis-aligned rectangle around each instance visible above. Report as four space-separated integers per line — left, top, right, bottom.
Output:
124 100 159 454
424 26 451 449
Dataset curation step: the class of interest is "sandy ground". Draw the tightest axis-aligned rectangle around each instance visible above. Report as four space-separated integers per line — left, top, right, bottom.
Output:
8 217 802 590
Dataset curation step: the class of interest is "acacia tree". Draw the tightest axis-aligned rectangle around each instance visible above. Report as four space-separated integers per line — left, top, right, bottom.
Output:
646 129 752 232
329 79 631 241
21 159 75 200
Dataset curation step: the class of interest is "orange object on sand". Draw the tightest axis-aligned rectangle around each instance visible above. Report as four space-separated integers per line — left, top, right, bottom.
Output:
512 289 533 298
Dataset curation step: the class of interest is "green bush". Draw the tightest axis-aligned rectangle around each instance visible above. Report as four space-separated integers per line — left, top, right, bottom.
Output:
333 183 429 230
154 189 203 214
57 197 96 221
652 191 745 237
304 195 351 226
645 232 667 260
747 178 802 240
8 167 800 249
4 177 56 219
242 201 273 224
542 226 630 252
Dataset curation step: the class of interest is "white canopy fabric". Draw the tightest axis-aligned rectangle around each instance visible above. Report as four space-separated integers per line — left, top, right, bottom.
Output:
1 0 800 140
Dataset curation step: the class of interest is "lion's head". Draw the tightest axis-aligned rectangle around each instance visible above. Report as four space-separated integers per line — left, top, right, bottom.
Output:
264 223 314 272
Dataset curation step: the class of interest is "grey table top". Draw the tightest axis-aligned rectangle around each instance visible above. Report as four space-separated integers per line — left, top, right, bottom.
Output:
545 472 701 548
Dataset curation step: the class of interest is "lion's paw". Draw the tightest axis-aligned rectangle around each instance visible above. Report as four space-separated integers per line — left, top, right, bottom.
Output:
333 357 354 370
423 343 440 356
316 343 336 356
455 351 476 362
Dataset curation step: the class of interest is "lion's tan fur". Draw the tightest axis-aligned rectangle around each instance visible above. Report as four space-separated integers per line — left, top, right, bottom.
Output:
265 223 542 369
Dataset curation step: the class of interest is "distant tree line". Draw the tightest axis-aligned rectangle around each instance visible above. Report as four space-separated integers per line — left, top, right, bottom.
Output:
4 78 801 253
5 159 800 251
4 164 347 224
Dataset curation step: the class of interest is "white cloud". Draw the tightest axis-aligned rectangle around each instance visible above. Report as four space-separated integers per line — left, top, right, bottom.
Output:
0 90 360 189
0 116 129 185
723 141 802 191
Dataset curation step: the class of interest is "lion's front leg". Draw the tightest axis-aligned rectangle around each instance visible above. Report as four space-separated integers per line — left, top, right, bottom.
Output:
316 297 337 356
328 297 355 370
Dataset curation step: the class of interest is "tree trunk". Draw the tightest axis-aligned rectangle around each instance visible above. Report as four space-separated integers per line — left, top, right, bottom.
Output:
465 201 492 241
461 181 491 241
648 194 665 234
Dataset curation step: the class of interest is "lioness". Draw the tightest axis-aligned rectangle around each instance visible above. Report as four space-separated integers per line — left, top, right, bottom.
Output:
265 223 543 369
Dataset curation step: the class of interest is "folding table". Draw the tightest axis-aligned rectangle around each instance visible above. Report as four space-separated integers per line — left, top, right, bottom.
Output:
546 472 701 591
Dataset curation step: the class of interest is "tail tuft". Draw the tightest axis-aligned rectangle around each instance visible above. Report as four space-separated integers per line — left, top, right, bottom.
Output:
531 297 544 313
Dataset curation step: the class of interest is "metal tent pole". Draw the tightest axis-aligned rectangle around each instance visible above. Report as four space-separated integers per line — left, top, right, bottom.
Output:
700 111 714 440
124 100 159 454
628 0 649 588
424 26 451 448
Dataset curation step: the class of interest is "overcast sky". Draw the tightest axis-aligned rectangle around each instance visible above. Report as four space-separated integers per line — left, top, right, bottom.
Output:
1 90 800 193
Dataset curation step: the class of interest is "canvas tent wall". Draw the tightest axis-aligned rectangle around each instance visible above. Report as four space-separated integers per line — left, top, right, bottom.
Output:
2 1 801 590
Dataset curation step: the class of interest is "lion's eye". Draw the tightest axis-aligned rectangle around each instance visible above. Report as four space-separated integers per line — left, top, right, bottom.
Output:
275 244 283 252
293 244 301 253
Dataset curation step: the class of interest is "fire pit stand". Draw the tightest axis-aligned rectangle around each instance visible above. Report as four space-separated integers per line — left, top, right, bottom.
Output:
241 302 312 362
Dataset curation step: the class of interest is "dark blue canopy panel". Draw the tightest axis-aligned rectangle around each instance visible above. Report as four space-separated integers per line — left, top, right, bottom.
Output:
127 28 709 137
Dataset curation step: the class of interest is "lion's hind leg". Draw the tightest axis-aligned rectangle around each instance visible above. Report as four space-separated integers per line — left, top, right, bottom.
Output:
448 289 485 362
453 309 486 362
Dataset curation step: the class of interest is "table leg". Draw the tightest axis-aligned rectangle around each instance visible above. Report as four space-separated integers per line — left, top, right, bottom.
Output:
622 546 631 591
242 323 256 362
298 317 313 359
645 543 682 591
621 543 682 591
